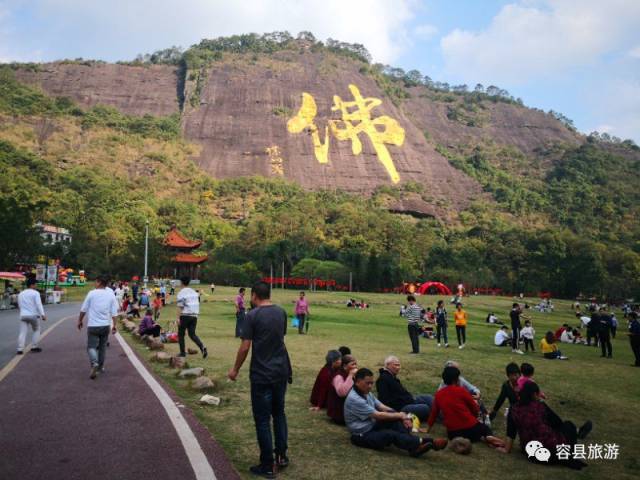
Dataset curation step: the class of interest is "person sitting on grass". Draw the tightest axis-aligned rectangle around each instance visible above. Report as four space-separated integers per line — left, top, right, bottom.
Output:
426 366 505 448
327 354 358 424
540 331 568 360
126 299 140 319
498 382 592 470
437 360 490 425
338 346 351 356
345 368 449 457
309 350 342 411
488 363 520 421
517 363 546 399
494 326 511 346
376 356 433 422
139 308 161 337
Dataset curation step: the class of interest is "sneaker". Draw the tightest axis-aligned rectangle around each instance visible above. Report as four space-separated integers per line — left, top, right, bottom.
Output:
560 356 569 360
410 438 434 457
444 343 449 348
459 344 465 349
16 350 23 355
202 347 208 359
577 420 592 439
275 453 289 469
432 437 449 451
249 464 276 479
90 366 98 379
437 343 441 347
99 366 106 373
515 350 524 355
30 347 42 353
177 352 187 357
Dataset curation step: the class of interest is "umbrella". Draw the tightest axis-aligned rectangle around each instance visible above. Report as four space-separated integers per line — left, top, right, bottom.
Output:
0 272 26 282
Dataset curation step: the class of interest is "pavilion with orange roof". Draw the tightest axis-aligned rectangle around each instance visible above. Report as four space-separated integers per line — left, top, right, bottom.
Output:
163 225 208 279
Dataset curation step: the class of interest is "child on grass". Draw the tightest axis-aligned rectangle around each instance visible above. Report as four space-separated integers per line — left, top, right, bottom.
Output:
520 320 535 352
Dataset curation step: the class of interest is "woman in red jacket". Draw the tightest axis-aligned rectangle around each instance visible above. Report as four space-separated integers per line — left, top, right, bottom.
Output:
309 350 342 411
427 366 505 447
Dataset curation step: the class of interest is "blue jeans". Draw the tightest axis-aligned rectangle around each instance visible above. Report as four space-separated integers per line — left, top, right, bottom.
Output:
400 394 433 421
235 310 245 338
250 381 288 466
87 326 110 368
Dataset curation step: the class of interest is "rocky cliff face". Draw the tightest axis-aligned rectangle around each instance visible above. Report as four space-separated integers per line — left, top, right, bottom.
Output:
14 52 581 218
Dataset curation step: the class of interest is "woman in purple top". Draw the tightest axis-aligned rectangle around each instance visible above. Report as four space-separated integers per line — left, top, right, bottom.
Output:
139 308 161 337
235 287 246 338
295 291 310 334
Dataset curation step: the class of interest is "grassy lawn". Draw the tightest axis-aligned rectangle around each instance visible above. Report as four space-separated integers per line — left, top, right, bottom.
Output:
123 286 639 480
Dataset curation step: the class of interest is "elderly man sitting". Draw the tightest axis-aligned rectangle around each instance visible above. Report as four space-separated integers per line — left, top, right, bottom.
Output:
345 368 448 456
376 356 434 421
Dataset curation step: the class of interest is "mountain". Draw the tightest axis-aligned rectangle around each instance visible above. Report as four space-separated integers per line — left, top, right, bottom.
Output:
2 33 639 297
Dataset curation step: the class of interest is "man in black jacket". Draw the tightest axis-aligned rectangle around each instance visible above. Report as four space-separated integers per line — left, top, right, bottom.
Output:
597 308 613 358
376 356 433 421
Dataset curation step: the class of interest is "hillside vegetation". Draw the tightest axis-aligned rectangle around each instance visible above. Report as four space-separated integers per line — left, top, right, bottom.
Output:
1 33 640 299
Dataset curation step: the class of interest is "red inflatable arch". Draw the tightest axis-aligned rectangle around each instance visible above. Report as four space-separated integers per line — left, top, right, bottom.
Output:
416 281 453 296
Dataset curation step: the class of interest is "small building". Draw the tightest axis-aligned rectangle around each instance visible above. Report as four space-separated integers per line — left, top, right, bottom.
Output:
163 226 208 280
37 223 72 246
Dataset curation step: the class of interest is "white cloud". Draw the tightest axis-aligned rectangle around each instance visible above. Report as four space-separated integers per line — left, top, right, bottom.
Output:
440 0 640 84
413 24 438 41
589 78 640 142
629 46 640 58
1 0 416 64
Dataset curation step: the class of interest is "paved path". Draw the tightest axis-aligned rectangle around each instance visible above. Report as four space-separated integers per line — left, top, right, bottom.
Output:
0 313 239 480
0 302 80 369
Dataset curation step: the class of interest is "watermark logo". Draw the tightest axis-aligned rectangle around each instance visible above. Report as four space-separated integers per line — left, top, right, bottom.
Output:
526 441 620 462
525 441 551 462
556 443 619 460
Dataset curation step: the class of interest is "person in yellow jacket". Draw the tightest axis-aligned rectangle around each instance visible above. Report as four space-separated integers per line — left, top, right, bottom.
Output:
540 331 568 360
454 303 468 349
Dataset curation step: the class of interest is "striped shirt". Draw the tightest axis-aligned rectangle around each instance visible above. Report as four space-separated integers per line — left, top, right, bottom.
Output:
403 303 422 325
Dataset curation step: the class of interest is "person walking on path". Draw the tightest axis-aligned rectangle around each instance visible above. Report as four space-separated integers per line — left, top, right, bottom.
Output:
16 277 46 354
176 276 207 358
228 281 291 479
402 295 422 354
510 303 527 355
295 291 310 334
77 275 118 379
435 300 449 348
628 312 640 367
235 287 246 338
454 303 468 349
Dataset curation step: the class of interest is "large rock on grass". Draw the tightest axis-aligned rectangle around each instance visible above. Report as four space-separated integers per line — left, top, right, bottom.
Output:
187 348 199 355
178 367 204 378
191 376 215 391
151 352 171 363
148 338 164 350
169 356 187 369
198 394 221 406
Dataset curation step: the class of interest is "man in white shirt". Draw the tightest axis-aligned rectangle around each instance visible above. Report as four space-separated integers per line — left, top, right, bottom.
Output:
176 276 207 358
494 326 511 347
78 275 119 379
17 277 47 354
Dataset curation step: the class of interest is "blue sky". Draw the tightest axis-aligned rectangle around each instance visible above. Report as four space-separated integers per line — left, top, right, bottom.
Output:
1 0 638 142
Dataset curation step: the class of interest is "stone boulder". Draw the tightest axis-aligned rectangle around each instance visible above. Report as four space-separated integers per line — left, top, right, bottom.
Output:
191 376 215 391
187 348 199 355
148 338 164 350
169 356 187 369
178 367 204 379
198 394 221 406
151 352 171 363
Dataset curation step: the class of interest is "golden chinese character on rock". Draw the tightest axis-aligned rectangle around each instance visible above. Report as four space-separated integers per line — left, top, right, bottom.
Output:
265 145 284 176
287 84 405 183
